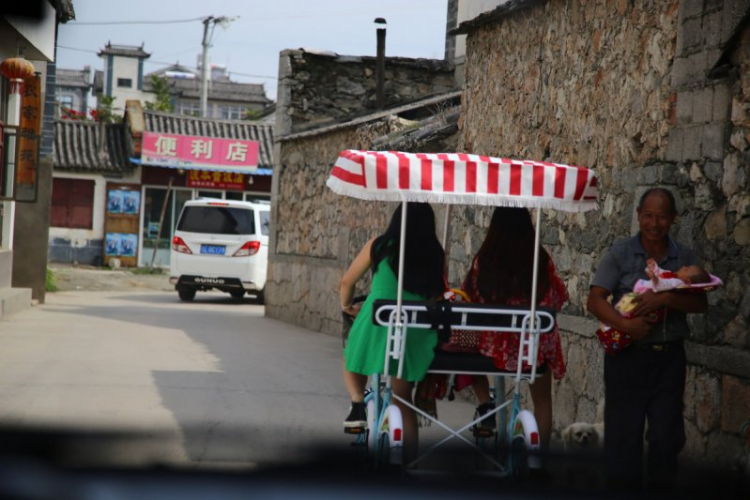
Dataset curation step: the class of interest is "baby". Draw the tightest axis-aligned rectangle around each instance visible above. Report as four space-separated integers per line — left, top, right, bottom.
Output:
596 260 710 354
637 258 710 292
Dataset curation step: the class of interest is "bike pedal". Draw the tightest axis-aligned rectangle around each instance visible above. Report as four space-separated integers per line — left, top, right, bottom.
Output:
344 426 366 435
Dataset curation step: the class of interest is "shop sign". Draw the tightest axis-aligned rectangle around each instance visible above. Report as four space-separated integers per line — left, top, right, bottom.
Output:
142 132 259 173
16 74 41 202
186 170 245 190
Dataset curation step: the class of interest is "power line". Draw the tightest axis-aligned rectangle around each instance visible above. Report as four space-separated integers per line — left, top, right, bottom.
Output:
67 17 205 26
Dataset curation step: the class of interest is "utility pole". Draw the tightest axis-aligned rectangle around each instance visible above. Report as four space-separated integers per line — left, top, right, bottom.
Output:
200 15 235 118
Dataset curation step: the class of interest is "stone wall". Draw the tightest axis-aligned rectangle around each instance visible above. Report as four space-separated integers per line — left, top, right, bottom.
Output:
275 49 455 135
457 0 750 469
267 121 399 333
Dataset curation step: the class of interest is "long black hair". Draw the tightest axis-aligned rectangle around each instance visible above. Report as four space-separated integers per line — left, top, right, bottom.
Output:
371 202 445 298
471 207 550 304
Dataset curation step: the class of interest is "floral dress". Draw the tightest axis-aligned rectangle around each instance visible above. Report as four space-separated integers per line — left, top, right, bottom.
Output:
462 256 569 380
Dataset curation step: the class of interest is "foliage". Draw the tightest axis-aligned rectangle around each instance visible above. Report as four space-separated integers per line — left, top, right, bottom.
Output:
94 95 121 123
45 268 58 292
242 109 263 121
144 75 173 113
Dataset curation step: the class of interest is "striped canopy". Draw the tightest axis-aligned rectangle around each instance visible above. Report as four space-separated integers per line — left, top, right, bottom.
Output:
327 150 599 213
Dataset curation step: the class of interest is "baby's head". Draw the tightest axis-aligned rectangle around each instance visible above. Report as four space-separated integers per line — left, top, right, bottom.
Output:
676 265 710 285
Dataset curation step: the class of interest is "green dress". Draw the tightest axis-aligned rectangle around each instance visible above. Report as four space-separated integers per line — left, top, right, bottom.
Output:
343 258 438 382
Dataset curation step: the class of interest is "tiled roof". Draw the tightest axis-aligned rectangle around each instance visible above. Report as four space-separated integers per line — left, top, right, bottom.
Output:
143 76 271 104
371 106 461 151
451 0 545 35
98 43 151 59
54 120 134 174
56 68 91 89
143 110 275 168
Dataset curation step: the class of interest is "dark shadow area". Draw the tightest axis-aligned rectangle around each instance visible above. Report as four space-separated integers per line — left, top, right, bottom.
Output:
0 427 746 499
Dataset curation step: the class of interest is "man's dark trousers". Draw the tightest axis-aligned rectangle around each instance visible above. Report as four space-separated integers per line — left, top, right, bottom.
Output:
604 343 686 490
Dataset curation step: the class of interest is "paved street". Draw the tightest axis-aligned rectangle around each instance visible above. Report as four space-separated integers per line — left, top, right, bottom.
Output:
0 274 477 471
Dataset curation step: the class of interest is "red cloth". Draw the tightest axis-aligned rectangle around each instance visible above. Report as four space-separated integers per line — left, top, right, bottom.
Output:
463 257 569 380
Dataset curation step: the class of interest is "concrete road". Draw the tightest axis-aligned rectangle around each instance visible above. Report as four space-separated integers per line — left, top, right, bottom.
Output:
0 288 477 471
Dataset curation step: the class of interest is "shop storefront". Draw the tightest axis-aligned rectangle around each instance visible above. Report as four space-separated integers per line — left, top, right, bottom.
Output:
136 131 271 268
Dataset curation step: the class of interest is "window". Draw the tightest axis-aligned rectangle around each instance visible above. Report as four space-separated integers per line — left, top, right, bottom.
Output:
117 78 132 88
219 105 245 120
177 206 255 235
50 178 95 228
57 95 74 109
178 101 200 116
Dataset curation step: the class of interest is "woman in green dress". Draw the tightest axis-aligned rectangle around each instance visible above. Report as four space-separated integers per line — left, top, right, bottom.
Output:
340 202 445 459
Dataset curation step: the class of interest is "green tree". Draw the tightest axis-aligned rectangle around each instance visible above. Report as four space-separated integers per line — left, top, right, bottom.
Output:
145 75 173 113
93 95 120 123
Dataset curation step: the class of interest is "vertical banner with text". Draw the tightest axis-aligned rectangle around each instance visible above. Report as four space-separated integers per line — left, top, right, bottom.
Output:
16 74 41 202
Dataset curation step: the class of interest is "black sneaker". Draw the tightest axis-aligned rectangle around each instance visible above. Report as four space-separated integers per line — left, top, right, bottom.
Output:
344 402 367 430
475 402 496 431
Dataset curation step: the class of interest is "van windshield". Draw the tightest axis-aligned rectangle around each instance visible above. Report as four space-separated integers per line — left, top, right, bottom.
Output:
177 206 255 235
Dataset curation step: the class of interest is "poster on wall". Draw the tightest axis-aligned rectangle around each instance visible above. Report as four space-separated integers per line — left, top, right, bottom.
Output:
107 190 123 213
122 190 140 215
105 233 121 256
120 234 138 257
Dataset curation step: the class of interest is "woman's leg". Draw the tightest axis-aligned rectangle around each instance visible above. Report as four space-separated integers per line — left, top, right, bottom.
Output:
342 360 368 402
472 375 491 404
391 377 417 463
528 369 553 452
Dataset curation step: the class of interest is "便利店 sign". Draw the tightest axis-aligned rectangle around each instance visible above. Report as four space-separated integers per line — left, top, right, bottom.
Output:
141 132 259 173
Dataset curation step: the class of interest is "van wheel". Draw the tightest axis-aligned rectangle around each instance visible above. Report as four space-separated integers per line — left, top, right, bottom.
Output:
230 290 245 299
255 288 265 305
178 288 197 302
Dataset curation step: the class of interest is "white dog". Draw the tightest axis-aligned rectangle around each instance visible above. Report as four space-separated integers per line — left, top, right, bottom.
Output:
561 422 605 453
561 422 605 489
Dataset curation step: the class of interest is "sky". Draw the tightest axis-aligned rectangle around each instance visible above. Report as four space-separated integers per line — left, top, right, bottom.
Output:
56 0 449 101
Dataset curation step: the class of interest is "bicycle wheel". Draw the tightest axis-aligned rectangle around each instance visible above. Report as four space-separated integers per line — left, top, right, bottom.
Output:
510 409 541 475
383 405 403 466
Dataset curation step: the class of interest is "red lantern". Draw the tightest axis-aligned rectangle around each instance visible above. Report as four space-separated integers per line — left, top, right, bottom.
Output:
0 57 36 94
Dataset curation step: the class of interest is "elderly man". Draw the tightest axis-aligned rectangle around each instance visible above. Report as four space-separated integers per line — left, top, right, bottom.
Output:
587 187 708 491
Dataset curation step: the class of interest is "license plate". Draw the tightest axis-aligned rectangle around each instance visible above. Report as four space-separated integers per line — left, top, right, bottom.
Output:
200 244 226 255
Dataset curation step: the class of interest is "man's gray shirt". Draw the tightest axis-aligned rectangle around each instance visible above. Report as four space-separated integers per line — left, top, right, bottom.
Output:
591 233 698 343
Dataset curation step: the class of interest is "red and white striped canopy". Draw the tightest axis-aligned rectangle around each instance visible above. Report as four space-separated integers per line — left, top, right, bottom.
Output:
327 150 598 213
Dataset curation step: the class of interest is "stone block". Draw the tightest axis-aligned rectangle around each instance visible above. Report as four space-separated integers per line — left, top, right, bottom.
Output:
721 375 750 434
671 57 692 88
667 128 685 162
713 82 732 122
693 87 714 124
683 125 703 161
682 419 707 463
723 152 741 197
734 217 750 246
689 51 709 82
702 122 726 160
703 11 723 48
694 372 722 433
676 91 694 123
680 0 705 20
680 17 704 53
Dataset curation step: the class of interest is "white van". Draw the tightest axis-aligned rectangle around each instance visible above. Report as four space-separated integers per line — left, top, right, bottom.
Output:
169 199 270 302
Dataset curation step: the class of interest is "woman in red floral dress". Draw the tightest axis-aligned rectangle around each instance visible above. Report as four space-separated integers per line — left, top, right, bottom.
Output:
462 207 569 452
